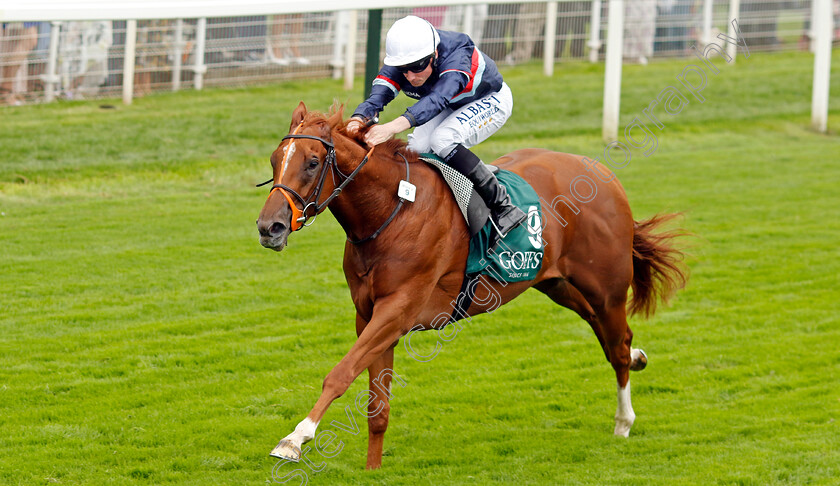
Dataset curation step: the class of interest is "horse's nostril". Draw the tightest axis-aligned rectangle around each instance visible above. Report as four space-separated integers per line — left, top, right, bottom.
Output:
270 222 287 236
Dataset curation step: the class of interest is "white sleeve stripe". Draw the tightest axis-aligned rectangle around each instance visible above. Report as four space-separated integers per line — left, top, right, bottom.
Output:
441 69 470 79
449 53 487 104
373 78 399 95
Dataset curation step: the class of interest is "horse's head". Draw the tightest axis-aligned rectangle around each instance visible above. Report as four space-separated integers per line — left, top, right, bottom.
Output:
257 102 342 251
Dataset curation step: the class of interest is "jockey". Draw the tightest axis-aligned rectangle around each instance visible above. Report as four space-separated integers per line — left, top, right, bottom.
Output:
348 15 526 239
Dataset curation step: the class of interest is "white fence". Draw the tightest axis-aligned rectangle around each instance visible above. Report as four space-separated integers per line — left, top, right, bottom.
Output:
1 1 835 133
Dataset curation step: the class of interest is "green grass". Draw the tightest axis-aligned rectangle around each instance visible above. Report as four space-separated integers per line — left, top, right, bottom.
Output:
1 50 839 485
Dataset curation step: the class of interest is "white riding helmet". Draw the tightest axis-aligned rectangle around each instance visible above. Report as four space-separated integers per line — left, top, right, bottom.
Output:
383 16 440 67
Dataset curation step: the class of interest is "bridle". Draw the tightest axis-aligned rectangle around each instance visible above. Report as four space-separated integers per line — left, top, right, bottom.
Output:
258 131 344 232
258 125 410 245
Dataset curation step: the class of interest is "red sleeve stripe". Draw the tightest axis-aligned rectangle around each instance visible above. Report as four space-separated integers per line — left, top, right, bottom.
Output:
450 48 485 103
373 75 401 94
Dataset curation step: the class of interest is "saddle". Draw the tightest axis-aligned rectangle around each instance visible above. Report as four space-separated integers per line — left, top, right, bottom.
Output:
419 153 545 284
418 153 493 236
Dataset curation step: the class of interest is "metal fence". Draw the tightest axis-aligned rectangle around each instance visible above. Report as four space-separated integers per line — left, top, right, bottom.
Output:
0 1 834 106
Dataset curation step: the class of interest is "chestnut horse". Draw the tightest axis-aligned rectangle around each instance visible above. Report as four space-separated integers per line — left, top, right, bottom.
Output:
257 103 687 469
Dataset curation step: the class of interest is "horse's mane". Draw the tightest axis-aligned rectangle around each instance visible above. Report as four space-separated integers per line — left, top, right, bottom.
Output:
375 139 422 164
300 103 423 164
299 104 344 134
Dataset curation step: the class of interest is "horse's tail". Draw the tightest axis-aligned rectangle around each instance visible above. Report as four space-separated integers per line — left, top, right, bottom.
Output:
629 213 689 318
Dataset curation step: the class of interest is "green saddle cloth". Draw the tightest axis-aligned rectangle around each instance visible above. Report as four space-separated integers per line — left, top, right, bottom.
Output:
466 170 544 282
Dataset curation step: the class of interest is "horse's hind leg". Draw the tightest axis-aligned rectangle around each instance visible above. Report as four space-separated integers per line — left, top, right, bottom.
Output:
535 278 607 357
536 278 646 437
535 278 647 371
595 302 639 437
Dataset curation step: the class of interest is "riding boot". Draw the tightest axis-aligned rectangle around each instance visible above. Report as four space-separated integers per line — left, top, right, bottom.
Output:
444 144 527 238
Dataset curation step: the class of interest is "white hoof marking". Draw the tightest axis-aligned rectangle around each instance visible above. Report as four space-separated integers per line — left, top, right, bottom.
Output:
269 417 319 460
614 382 635 437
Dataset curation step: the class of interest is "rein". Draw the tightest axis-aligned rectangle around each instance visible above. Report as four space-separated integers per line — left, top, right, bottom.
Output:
258 131 411 244
348 152 410 245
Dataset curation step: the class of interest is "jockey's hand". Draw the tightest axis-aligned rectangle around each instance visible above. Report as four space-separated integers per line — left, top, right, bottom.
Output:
364 116 411 146
364 125 394 146
346 117 365 134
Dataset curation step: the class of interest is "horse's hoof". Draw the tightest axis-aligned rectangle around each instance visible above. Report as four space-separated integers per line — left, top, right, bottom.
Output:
614 417 634 437
269 439 302 462
629 348 647 371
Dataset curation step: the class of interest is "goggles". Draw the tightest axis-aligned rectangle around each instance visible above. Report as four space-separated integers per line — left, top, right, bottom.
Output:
397 54 434 74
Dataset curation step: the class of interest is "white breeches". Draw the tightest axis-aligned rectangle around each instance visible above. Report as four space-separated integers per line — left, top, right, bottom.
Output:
407 82 514 158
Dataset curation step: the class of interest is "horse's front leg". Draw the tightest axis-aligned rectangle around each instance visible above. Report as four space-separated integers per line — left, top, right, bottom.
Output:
269 294 415 462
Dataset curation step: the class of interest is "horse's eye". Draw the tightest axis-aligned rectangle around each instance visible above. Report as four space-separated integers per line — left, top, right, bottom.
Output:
307 159 319 170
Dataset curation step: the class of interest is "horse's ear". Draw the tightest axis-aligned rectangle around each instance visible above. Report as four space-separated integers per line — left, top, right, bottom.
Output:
327 103 345 130
290 102 307 130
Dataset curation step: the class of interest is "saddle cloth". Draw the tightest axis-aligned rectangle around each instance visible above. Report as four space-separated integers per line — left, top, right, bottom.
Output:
419 153 545 283
418 153 491 236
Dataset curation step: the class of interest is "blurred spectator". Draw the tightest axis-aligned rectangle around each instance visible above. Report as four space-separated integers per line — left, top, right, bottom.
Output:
520 2 598 63
135 20 172 96
412 7 447 28
557 1 591 59
740 0 780 48
836 0 840 42
442 4 488 44
207 17 265 65
59 21 112 99
483 3 520 62
267 14 310 66
1 22 39 105
235 16 266 64
800 0 813 50
28 22 51 94
625 0 657 64
510 2 544 63
655 0 693 54
800 0 840 51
